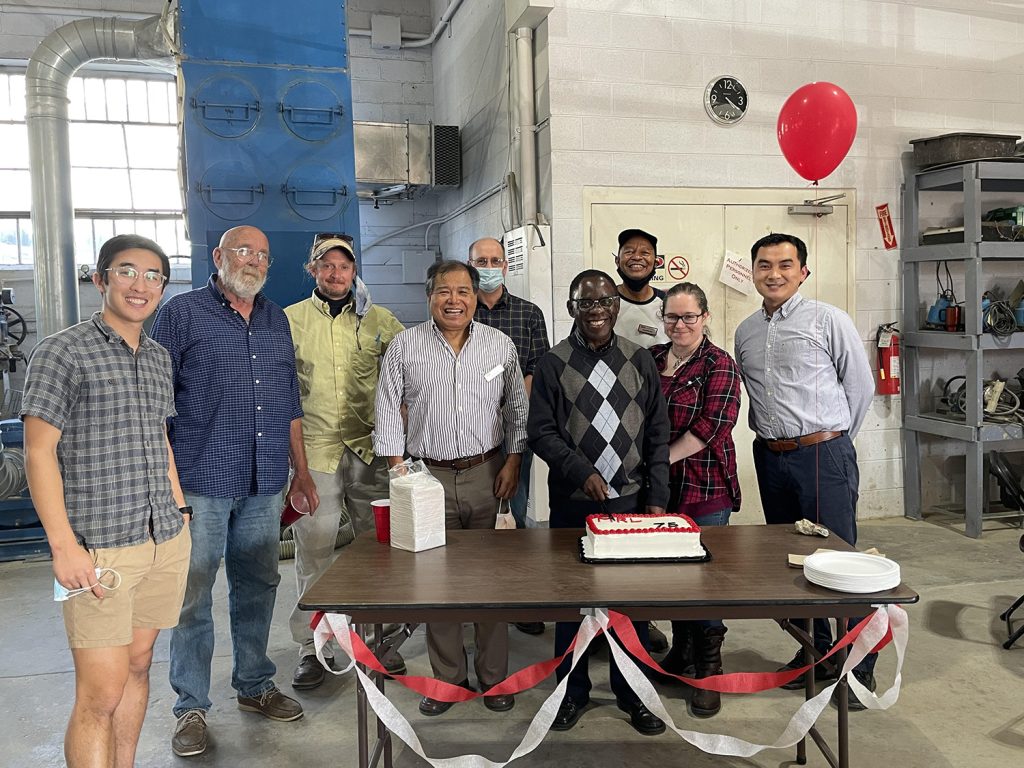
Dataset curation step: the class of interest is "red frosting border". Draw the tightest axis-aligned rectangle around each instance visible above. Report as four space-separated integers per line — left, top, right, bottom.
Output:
585 513 701 536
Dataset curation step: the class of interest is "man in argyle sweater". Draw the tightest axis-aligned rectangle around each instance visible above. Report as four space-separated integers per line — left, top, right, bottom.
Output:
528 269 670 736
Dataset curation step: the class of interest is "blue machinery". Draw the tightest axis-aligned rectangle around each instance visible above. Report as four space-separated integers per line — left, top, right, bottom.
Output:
179 0 360 308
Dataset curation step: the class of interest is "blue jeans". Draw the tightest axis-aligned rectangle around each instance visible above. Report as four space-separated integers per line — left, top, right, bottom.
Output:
685 505 731 630
170 490 285 715
509 449 533 529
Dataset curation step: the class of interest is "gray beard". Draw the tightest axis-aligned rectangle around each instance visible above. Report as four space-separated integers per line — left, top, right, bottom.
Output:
220 266 266 299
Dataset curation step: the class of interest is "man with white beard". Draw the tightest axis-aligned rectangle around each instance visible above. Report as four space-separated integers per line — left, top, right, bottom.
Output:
152 226 318 757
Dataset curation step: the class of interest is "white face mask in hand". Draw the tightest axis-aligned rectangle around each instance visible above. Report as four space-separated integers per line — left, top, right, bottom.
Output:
53 567 121 601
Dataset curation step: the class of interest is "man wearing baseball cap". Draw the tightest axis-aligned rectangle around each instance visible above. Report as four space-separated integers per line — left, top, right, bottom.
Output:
613 229 670 654
614 228 669 348
284 233 406 689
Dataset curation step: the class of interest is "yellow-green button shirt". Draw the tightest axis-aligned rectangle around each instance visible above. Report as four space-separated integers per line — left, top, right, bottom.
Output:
285 294 404 472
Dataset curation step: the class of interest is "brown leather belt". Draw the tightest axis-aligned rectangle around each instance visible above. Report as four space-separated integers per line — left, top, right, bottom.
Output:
421 446 501 471
759 430 844 453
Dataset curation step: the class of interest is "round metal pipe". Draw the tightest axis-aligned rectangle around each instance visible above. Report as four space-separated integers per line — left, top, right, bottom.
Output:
515 27 538 225
26 15 172 337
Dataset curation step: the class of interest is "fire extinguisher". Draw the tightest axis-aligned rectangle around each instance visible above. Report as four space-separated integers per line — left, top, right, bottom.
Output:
876 322 900 396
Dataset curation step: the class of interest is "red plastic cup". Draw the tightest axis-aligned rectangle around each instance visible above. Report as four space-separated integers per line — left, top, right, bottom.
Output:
281 493 311 528
371 499 391 544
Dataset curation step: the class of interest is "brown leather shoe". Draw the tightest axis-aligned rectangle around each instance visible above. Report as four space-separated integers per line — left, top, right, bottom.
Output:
237 687 304 722
483 694 515 712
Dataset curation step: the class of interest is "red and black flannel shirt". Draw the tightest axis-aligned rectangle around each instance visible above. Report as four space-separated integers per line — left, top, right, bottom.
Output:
651 336 742 517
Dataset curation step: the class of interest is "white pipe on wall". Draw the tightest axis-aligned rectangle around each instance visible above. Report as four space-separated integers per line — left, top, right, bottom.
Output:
26 15 173 337
515 26 538 225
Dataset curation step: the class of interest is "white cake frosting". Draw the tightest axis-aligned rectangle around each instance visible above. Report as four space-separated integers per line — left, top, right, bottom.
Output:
584 513 703 559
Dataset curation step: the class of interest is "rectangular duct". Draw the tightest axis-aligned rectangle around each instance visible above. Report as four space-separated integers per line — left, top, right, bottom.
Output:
353 122 460 200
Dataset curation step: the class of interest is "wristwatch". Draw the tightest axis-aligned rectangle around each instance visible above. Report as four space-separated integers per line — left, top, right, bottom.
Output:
180 505 194 520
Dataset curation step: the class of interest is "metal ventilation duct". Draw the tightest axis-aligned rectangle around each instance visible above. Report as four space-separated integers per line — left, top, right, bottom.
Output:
354 122 461 201
26 14 173 337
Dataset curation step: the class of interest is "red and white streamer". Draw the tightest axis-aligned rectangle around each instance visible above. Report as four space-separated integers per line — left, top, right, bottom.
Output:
312 604 908 766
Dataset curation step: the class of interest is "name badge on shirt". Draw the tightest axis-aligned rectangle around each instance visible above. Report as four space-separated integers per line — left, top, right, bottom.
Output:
484 364 504 382
637 323 657 337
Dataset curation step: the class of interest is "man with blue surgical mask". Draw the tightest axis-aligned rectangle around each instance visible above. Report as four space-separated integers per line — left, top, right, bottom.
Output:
469 237 550 636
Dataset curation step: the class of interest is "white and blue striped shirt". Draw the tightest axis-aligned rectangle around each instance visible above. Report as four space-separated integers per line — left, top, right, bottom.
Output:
373 320 528 461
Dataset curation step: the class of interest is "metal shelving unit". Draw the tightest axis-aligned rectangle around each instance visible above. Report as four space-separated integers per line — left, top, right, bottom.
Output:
901 161 1024 538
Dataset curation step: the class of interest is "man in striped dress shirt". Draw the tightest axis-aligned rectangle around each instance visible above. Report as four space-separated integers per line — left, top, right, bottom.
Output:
374 260 529 716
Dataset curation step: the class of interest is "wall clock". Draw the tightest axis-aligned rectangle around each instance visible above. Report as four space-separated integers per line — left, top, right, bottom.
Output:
705 76 748 125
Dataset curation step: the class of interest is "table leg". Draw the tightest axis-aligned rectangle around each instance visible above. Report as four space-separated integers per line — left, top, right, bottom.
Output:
836 616 849 768
798 617 811 765
356 623 369 768
373 623 393 768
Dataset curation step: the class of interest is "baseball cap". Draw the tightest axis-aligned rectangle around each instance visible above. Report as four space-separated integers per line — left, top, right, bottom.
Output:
310 232 356 262
617 228 658 251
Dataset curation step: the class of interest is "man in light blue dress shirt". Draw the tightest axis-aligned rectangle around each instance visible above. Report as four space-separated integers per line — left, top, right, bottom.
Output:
734 232 876 711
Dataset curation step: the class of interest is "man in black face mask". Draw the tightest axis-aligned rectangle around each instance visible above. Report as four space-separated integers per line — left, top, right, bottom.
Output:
613 229 671 654
614 228 669 347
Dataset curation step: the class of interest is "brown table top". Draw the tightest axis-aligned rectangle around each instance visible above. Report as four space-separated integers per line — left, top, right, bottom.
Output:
299 525 918 623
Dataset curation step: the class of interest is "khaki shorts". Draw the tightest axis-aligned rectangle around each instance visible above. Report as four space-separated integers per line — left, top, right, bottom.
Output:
63 526 191 649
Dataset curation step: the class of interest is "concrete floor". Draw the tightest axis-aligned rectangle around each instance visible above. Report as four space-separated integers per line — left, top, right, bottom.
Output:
1 516 1022 768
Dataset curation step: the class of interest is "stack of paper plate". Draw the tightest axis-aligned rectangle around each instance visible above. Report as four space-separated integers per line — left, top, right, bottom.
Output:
803 551 901 593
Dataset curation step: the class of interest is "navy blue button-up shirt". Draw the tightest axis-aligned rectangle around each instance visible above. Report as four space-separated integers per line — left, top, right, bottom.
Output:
152 277 303 498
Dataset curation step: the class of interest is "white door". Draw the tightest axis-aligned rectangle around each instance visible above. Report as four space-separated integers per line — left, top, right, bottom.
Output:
587 191 854 525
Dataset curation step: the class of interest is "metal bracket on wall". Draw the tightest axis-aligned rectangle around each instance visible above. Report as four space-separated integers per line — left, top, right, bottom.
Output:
788 193 846 218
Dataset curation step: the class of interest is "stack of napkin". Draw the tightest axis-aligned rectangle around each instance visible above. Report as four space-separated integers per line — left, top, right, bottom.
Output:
389 471 446 552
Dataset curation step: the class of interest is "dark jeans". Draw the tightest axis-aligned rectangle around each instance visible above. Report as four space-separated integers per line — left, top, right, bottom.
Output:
549 495 650 704
671 504 731 637
752 434 875 674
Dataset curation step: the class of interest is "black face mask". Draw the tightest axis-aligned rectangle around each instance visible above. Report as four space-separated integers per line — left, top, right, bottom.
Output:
616 264 654 293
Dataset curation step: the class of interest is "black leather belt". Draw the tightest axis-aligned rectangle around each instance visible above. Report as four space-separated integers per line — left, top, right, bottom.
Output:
758 430 844 453
421 446 501 471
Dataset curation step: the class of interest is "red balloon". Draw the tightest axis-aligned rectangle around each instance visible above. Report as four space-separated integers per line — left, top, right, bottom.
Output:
777 82 857 183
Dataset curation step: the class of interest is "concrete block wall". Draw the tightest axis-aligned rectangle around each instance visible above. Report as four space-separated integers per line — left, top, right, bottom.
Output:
544 0 1024 519
347 0 437 325
430 0 515 262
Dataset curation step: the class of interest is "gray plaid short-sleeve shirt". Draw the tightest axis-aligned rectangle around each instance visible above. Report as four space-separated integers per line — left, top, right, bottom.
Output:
21 313 182 549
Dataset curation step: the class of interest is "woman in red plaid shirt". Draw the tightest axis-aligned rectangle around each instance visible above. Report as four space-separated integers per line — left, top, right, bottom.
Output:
649 282 741 719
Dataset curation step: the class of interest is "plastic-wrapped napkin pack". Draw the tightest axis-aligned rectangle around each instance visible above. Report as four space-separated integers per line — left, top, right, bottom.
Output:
388 461 446 553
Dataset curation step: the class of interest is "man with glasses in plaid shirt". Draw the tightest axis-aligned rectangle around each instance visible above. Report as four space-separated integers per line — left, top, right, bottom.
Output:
153 226 317 757
284 233 406 690
468 237 550 635
23 234 190 768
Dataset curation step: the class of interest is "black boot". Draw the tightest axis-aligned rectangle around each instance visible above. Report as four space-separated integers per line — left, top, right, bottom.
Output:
689 625 727 718
657 621 697 682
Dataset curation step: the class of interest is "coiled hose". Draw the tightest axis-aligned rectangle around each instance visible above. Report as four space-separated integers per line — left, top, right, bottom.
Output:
0 447 28 497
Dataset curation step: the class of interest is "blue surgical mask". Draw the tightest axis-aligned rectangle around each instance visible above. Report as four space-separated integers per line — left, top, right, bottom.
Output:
53 567 121 601
478 267 504 292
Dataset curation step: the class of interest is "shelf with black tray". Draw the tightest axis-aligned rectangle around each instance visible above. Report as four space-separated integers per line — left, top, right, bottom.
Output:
902 160 1024 537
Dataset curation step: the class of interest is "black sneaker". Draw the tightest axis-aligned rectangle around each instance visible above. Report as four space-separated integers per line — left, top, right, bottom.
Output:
778 647 837 690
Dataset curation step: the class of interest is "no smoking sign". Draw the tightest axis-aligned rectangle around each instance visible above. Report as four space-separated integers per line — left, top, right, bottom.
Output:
666 255 690 281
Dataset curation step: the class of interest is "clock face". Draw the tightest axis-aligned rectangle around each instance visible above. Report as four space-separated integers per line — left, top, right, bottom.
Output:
705 76 748 125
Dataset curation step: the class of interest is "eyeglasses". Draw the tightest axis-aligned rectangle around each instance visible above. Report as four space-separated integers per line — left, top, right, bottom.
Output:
660 312 704 326
223 246 272 265
470 257 506 268
105 266 168 286
572 296 619 311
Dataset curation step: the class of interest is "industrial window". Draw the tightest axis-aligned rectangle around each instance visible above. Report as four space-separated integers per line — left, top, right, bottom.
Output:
0 70 189 267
